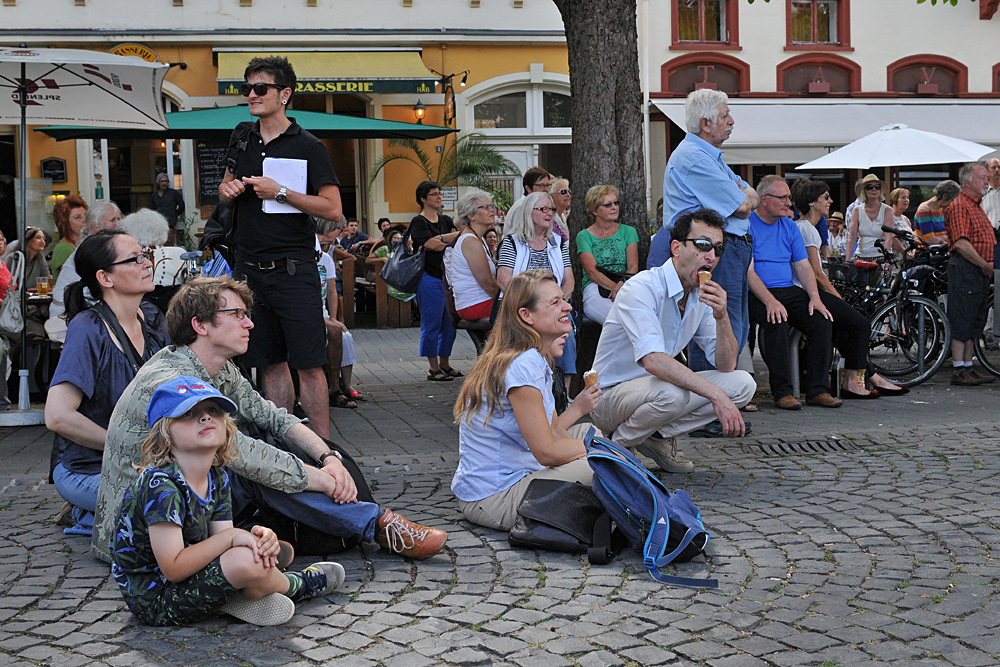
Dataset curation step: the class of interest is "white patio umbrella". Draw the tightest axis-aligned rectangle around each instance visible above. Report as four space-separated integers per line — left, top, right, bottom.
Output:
0 47 169 410
797 123 995 171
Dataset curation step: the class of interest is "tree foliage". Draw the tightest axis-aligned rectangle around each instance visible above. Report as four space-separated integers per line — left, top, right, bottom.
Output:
368 132 519 193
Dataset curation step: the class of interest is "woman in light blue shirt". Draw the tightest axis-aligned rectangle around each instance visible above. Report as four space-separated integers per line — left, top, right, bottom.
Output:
451 270 601 532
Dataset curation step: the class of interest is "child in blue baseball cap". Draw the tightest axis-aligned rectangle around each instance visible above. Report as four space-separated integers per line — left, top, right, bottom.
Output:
111 376 345 626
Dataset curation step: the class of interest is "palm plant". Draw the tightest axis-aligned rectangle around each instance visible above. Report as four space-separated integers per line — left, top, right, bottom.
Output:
368 132 520 195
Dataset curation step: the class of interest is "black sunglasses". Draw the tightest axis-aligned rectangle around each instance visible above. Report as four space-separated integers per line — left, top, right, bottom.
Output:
103 254 147 269
240 82 284 97
684 238 725 257
864 183 882 191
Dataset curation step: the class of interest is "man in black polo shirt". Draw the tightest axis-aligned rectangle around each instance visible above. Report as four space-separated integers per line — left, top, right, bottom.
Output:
219 56 341 439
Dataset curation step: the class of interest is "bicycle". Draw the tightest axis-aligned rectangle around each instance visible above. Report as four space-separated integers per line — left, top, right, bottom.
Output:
828 226 951 387
973 289 1000 377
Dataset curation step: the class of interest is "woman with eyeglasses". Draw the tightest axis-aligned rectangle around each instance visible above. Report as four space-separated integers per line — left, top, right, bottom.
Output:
450 189 500 322
410 181 462 381
548 178 572 244
451 270 601 532
498 192 577 392
846 174 894 262
794 181 907 399
577 185 639 325
44 230 169 537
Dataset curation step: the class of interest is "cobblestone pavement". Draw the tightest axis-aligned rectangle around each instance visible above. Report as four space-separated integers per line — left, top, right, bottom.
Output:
3 328 1000 666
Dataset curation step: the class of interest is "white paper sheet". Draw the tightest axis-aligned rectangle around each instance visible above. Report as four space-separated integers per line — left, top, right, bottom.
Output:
262 157 307 214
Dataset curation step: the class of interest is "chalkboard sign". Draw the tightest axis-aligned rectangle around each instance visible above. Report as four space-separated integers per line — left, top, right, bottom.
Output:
196 142 228 206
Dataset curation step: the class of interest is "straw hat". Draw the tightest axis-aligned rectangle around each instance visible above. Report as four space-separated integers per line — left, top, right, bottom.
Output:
860 173 888 196
828 211 845 224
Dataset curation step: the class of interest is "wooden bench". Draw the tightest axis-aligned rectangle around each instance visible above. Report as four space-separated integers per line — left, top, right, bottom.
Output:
366 256 414 328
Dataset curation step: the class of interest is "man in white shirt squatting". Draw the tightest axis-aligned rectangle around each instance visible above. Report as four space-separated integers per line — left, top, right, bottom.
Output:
591 209 756 473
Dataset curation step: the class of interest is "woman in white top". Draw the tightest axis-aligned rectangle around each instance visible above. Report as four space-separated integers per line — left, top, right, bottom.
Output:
450 189 500 321
847 174 894 262
497 192 576 390
887 188 914 256
795 181 908 398
451 270 601 532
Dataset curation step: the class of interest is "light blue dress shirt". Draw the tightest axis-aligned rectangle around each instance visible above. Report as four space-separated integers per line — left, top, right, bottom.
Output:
662 133 751 234
593 259 718 389
451 348 553 502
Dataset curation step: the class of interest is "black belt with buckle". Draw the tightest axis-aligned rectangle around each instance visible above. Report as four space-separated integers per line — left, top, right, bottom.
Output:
243 257 288 271
725 232 753 245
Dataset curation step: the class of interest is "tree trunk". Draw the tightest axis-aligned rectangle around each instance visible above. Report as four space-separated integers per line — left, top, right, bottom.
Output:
552 0 648 290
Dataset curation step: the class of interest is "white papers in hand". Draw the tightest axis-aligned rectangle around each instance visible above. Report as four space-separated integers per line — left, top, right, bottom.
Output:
262 157 307 214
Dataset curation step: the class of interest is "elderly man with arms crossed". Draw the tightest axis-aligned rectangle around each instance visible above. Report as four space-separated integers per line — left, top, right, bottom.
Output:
591 209 756 473
92 277 446 563
649 90 758 368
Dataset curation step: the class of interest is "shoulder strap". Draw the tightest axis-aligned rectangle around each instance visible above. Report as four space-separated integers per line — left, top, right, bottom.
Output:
91 301 145 375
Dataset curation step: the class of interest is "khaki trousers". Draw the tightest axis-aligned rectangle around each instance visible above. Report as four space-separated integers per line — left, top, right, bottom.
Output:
457 458 594 532
591 370 756 448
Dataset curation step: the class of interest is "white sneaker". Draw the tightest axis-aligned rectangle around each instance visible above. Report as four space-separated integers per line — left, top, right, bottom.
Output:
219 592 295 626
635 435 694 473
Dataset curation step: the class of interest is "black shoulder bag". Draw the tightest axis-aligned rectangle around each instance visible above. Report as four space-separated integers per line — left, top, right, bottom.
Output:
209 121 256 267
90 301 148 374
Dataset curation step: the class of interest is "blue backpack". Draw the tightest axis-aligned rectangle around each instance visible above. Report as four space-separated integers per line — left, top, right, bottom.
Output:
587 434 718 588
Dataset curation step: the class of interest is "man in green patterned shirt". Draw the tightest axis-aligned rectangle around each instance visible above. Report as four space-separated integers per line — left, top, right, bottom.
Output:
93 277 446 563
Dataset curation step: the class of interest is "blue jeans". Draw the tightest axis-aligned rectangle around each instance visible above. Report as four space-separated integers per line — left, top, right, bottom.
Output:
52 462 99 536
689 234 752 372
416 273 456 359
229 472 380 543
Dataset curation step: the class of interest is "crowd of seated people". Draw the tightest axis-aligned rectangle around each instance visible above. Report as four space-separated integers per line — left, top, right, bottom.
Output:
27 145 992 632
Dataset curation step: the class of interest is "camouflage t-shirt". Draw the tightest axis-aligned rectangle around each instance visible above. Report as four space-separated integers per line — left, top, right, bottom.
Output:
111 463 232 608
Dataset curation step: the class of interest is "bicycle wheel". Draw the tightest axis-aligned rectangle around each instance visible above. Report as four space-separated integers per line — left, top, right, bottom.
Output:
974 300 1000 377
868 295 950 386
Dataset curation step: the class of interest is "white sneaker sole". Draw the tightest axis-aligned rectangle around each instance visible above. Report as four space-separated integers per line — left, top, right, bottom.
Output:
220 592 295 626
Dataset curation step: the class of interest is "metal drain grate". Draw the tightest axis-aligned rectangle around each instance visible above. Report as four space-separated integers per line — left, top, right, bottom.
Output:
740 439 861 457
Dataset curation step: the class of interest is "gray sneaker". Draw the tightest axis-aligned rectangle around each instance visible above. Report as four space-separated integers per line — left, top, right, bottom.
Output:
219 592 295 626
635 435 694 473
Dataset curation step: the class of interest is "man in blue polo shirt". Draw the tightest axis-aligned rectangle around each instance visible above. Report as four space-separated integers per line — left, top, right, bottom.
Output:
651 90 759 381
747 176 840 410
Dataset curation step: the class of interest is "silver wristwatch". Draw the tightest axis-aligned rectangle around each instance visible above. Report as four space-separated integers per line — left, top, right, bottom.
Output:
275 185 287 204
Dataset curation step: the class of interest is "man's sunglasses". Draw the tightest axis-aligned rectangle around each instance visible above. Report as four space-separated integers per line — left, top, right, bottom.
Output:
684 238 725 257
240 82 284 97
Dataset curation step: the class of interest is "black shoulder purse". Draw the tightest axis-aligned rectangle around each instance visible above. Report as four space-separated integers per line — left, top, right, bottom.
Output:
90 301 147 374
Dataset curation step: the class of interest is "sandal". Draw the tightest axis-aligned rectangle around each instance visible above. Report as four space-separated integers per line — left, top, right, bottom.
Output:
427 369 454 382
347 389 367 401
330 393 358 409
440 366 463 378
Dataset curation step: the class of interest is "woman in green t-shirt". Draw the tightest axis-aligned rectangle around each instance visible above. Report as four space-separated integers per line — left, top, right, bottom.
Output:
575 185 639 324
